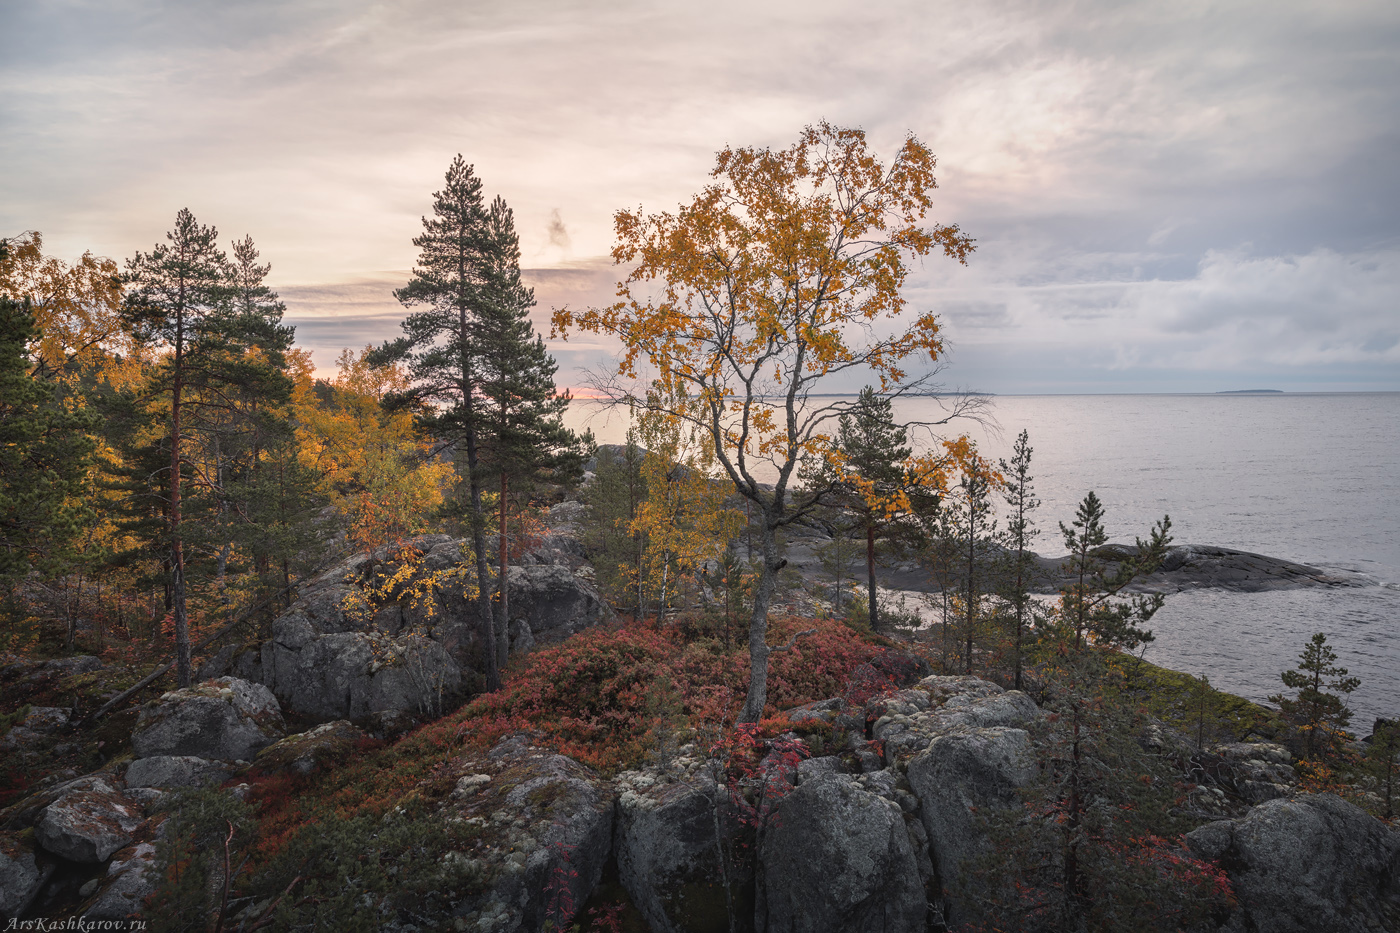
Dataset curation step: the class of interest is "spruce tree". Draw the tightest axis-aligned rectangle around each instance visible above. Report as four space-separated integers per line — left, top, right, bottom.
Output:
121 209 231 686
834 387 912 630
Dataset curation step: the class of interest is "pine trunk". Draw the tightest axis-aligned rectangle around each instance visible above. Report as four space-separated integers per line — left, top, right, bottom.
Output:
497 472 510 666
866 520 878 630
170 308 190 688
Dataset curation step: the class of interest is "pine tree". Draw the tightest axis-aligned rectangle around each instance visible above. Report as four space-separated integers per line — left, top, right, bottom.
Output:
833 387 913 631
473 196 590 671
0 296 98 586
946 454 997 673
1269 632 1360 761
1058 491 1171 652
997 429 1041 689
377 156 498 685
380 156 589 689
121 209 232 686
185 234 296 612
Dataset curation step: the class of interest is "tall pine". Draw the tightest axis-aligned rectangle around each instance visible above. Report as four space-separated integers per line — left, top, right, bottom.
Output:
122 209 230 686
380 157 498 685
384 156 586 688
474 195 590 671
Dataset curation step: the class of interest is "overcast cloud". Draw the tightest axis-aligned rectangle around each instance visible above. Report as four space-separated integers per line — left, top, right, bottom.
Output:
3 0 1397 391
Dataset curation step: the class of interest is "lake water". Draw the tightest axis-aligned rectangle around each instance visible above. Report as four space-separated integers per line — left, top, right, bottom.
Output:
565 393 1400 728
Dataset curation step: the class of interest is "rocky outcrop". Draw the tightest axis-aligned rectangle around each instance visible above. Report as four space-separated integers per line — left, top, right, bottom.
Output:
260 620 463 723
256 531 610 723
33 776 146 863
0 706 71 752
131 677 284 762
439 735 617 933
83 841 157 920
1033 544 1366 594
252 720 368 777
504 564 613 647
1207 742 1297 804
872 675 1039 764
124 755 232 789
614 764 741 933
758 771 927 933
1186 793 1400 933
907 727 1036 925
1 832 49 919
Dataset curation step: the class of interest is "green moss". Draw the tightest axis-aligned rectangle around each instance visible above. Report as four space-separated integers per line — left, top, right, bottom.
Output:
1106 653 1286 744
526 778 570 811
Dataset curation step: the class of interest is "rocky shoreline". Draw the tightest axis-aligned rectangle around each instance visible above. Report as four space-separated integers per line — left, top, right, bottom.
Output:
3 669 1397 930
782 530 1372 599
2 504 1395 928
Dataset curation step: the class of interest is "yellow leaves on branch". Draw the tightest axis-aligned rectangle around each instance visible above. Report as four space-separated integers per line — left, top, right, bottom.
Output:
550 122 974 478
0 231 142 385
628 401 745 608
294 346 450 553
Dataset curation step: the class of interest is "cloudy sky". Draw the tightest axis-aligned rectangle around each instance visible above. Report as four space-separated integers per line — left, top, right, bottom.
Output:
4 0 1398 393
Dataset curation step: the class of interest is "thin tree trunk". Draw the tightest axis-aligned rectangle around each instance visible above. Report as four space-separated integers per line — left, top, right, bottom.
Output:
738 513 780 723
464 385 499 692
497 472 510 659
866 520 878 630
1014 530 1025 691
170 318 191 688
965 511 975 675
1065 699 1085 917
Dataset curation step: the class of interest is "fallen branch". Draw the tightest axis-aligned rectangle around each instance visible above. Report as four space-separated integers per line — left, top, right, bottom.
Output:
81 583 297 725
769 628 817 654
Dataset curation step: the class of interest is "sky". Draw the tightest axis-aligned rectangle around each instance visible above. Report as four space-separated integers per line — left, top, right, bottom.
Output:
3 0 1398 394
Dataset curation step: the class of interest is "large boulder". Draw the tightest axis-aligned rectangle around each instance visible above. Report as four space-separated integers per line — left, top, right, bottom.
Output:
260 609 464 722
614 765 744 933
1185 793 1400 932
757 771 927 933
1 832 49 919
872 675 1038 764
256 533 612 722
84 841 157 920
441 734 617 933
906 726 1036 926
131 677 284 762
125 755 232 789
504 564 613 648
33 776 146 863
252 720 368 777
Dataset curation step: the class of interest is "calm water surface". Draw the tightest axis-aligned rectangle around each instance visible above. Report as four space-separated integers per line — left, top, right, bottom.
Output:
567 393 1400 726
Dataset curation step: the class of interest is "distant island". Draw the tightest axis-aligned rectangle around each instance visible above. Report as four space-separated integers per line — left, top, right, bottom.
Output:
1216 389 1283 394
